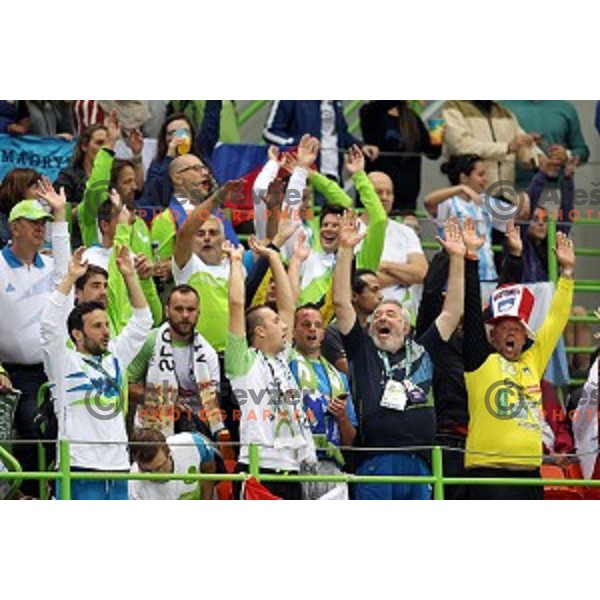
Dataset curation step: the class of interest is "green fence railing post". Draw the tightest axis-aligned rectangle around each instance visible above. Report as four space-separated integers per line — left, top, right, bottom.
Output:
431 446 445 500
59 440 71 500
547 218 558 283
248 443 260 479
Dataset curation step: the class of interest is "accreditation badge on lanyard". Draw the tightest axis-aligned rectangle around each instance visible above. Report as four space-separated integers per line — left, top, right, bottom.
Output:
378 347 411 412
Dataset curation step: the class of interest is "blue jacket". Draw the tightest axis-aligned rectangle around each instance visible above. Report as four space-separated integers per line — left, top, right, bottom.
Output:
263 100 361 149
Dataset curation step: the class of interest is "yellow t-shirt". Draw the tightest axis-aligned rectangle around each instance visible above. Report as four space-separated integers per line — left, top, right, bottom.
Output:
465 278 573 469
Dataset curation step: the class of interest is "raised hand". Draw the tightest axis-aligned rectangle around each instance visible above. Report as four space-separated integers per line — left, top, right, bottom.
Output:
297 134 320 169
345 145 365 175
292 230 311 263
281 152 298 175
505 219 522 256
436 217 466 257
213 179 245 207
134 253 154 280
263 178 286 209
110 188 131 225
36 176 67 214
554 231 575 271
461 216 485 255
127 128 144 157
268 145 283 165
115 245 135 278
275 205 300 243
105 109 121 149
248 235 277 260
338 210 366 249
68 247 89 280
222 240 245 262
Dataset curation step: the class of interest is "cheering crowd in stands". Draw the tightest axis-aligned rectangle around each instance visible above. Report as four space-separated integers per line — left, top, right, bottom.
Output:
0 100 598 500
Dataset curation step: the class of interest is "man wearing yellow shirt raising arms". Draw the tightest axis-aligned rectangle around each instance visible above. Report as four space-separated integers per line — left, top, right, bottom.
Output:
463 227 575 499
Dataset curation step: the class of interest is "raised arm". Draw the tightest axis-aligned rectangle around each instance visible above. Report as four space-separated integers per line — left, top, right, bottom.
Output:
424 184 479 218
78 109 120 246
462 217 493 372
245 211 296 307
173 179 241 269
225 242 246 338
249 235 296 341
333 211 367 335
433 219 465 341
253 146 283 239
287 230 311 306
558 156 577 234
531 233 576 374
36 177 71 284
41 248 89 363
345 145 386 271
415 251 449 338
115 245 147 310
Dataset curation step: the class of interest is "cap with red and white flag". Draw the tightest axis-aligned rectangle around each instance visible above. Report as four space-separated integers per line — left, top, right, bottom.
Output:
486 284 536 339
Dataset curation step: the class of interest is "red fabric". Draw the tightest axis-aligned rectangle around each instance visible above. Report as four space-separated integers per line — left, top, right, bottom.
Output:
243 477 282 500
541 380 575 455
223 165 263 228
73 101 105 135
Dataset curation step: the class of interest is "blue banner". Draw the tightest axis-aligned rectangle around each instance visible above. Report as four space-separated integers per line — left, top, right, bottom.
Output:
0 134 76 181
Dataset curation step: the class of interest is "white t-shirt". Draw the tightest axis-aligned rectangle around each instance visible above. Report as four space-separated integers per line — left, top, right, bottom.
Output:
357 219 425 314
225 334 316 471
129 432 215 500
320 101 339 178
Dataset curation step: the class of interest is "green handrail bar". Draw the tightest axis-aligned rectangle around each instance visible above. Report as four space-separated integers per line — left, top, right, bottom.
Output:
568 315 600 323
59 439 71 501
0 445 22 500
36 381 52 500
5 441 600 500
574 248 600 257
547 217 558 283
431 445 444 500
565 346 597 354
238 101 269 127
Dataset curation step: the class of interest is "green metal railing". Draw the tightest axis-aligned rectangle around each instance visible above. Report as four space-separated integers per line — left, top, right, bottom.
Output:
237 101 268 127
2 441 600 500
0 445 22 500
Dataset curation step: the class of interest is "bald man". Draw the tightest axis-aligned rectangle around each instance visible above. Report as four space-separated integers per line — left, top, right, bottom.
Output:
356 171 428 316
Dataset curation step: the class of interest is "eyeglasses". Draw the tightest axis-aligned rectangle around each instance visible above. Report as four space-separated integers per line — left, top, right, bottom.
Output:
177 164 209 174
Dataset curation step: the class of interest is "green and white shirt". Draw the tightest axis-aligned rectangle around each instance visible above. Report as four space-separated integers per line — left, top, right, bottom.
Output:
225 333 316 471
173 255 239 353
